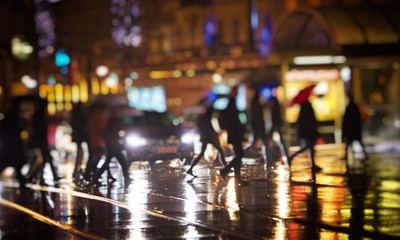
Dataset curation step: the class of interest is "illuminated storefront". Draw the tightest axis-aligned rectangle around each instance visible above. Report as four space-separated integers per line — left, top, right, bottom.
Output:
272 5 400 142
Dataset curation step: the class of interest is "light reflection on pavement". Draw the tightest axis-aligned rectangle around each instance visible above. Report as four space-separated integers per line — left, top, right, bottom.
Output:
0 144 399 239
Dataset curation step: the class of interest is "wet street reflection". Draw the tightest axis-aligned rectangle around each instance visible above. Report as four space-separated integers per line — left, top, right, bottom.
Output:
0 147 400 239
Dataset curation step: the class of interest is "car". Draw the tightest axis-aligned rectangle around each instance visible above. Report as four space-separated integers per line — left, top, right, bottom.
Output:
122 111 198 164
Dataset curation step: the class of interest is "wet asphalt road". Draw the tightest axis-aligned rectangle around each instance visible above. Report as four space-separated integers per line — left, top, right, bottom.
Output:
0 143 399 239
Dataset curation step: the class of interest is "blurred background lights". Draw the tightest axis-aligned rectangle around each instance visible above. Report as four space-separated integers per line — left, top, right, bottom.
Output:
96 65 109 77
340 67 352 82
314 82 329 95
34 0 56 57
110 0 142 47
46 74 56 86
11 37 34 61
212 73 222 83
105 73 119 87
21 75 38 89
129 71 138 80
55 49 70 67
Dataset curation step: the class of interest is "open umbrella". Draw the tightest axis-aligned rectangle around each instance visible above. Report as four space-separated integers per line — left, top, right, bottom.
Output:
288 84 316 107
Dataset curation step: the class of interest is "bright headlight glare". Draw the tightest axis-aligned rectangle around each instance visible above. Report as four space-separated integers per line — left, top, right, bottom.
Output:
126 134 147 147
181 132 199 144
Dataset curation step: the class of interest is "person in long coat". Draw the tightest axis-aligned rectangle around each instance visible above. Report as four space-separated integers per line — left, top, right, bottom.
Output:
266 95 290 168
91 110 132 187
218 86 246 183
0 103 27 188
29 97 61 184
342 96 368 161
288 100 321 175
186 103 226 177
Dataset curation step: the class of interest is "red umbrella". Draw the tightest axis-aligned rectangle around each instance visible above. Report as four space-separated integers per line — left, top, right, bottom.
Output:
288 84 316 107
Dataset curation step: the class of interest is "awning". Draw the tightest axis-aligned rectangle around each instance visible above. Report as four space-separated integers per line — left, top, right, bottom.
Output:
272 5 400 57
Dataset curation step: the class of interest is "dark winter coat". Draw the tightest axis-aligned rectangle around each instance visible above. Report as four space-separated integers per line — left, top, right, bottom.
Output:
342 99 362 142
297 101 319 142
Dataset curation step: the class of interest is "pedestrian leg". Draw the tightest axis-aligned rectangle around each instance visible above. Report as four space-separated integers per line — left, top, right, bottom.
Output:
187 144 206 177
359 140 369 160
214 144 226 166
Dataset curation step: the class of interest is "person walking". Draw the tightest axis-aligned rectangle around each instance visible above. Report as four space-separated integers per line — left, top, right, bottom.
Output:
342 94 369 162
288 100 322 179
0 102 28 188
28 97 61 184
266 94 290 168
91 108 132 187
186 102 226 177
70 102 89 178
246 90 269 163
218 86 246 183
83 103 109 181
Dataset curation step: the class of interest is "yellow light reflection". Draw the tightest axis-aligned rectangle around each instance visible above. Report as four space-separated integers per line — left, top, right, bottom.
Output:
47 86 55 103
91 77 100 95
71 84 80 103
110 84 118 94
320 187 345 224
39 84 48 99
48 102 56 115
55 83 63 102
56 102 64 112
101 81 109 95
79 79 88 102
65 102 73 111
64 85 71 103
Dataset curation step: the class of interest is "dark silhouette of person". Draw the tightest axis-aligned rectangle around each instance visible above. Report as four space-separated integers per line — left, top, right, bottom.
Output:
246 90 268 162
186 102 226 177
91 110 132 187
218 86 246 183
27 97 61 184
266 94 290 168
0 103 28 188
83 103 112 181
342 95 368 162
70 102 89 178
288 100 321 180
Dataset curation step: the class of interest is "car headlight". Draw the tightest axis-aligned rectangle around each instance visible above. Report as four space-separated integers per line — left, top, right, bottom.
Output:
125 134 147 148
181 132 199 144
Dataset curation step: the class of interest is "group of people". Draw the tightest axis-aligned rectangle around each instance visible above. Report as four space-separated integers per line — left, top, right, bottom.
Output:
70 102 132 187
0 96 61 188
0 85 369 188
186 85 369 183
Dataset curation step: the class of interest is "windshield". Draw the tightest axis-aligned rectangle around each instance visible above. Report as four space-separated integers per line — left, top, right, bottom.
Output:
122 112 175 127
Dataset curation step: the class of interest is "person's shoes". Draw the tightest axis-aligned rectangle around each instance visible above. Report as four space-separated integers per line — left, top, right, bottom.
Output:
124 178 133 187
219 168 231 181
54 176 63 182
186 169 197 178
311 165 322 172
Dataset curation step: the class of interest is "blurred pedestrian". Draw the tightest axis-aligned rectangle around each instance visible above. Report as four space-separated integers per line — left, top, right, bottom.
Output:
83 103 109 181
70 102 89 178
266 93 289 168
218 86 246 183
288 100 322 177
186 101 226 177
91 108 132 187
245 90 268 162
0 102 28 188
26 97 61 184
342 94 369 162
